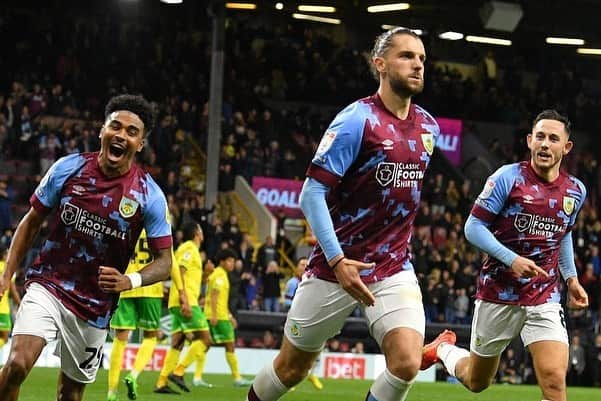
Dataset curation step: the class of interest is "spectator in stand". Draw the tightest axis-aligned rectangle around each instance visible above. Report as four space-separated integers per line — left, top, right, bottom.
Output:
228 259 244 318
0 178 12 233
38 131 63 174
262 261 282 313
223 214 243 250
237 233 255 271
567 334 586 386
591 334 601 387
283 257 307 312
256 235 277 274
498 347 521 384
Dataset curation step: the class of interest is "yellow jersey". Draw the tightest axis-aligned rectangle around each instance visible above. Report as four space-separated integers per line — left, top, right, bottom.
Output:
168 240 202 308
0 261 11 314
205 266 230 320
120 230 164 298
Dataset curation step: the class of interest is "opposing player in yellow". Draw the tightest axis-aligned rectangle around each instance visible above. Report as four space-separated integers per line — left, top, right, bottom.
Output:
206 248 253 387
155 222 213 393
0 246 21 356
107 230 185 401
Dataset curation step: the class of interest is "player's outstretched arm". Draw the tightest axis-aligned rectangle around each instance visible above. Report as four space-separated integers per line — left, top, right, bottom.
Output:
0 207 44 295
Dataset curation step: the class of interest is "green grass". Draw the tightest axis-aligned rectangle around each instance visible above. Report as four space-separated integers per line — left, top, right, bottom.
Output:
19 368 600 400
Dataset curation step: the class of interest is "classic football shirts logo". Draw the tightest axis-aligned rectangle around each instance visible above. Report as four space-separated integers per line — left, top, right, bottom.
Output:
61 202 126 240
375 162 424 188
513 213 563 237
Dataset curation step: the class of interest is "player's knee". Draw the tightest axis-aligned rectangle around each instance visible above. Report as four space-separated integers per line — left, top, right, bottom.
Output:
3 354 31 384
538 368 565 394
465 377 492 393
274 355 312 386
387 356 420 381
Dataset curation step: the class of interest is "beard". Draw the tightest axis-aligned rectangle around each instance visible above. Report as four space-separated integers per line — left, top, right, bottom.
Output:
389 73 424 98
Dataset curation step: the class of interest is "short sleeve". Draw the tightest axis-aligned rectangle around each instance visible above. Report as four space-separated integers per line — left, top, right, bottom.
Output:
307 101 368 187
30 154 86 213
143 175 172 250
471 164 517 223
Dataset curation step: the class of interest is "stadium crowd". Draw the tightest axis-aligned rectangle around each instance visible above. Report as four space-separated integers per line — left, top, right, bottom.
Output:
1 4 601 388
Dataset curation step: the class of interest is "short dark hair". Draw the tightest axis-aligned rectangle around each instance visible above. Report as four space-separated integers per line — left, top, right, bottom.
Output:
370 28 422 81
532 109 571 136
216 248 238 263
296 256 308 265
182 221 201 242
105 94 156 136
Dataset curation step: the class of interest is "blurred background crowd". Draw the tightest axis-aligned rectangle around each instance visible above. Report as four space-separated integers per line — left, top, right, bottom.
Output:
1 1 600 387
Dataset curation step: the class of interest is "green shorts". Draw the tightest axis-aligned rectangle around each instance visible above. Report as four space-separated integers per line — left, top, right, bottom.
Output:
170 306 209 333
210 320 235 344
0 313 11 331
110 297 162 331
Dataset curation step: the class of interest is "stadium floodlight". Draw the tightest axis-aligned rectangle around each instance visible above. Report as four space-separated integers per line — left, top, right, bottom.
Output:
225 2 257 9
546 37 585 45
298 5 336 13
466 35 511 46
160 0 183 4
381 25 423 35
439 31 464 40
577 48 601 55
275 2 284 10
292 13 341 24
367 3 410 13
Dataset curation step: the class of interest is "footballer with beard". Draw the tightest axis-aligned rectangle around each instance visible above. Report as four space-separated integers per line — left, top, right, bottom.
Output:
0 94 172 401
247 28 440 401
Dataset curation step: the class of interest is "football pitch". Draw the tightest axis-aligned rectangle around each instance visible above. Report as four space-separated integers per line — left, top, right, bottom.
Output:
18 368 600 400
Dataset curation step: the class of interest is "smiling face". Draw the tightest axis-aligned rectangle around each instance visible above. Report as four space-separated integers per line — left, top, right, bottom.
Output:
374 33 426 98
98 111 145 176
527 118 572 180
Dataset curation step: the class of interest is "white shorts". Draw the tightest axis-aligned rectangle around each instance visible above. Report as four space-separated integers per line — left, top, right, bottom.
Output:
285 270 425 352
470 299 568 357
12 283 107 383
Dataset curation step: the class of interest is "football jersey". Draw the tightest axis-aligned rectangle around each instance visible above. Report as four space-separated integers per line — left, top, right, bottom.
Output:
168 240 202 308
0 261 11 314
28 152 172 329
471 161 586 306
205 266 230 320
306 94 440 283
120 230 163 299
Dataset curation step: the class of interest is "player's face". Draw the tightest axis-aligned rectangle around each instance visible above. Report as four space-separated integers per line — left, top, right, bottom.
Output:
376 34 425 97
223 256 236 271
527 119 572 172
99 111 145 175
296 259 307 276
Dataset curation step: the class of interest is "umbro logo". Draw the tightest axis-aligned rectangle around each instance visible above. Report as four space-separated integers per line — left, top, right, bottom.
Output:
523 194 534 204
382 139 394 150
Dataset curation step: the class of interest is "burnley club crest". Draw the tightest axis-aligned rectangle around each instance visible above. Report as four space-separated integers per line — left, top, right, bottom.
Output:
119 196 139 218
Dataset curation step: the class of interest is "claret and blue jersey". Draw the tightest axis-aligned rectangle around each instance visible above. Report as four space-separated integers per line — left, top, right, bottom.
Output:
28 152 172 328
471 161 586 306
306 94 440 283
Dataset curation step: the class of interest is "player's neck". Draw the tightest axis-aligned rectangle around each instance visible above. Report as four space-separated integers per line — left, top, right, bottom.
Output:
98 155 133 178
377 87 411 120
529 160 560 183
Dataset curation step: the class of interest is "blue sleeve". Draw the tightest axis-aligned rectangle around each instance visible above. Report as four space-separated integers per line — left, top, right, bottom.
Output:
34 154 86 209
299 177 342 262
311 101 368 178
473 164 518 216
464 214 518 267
568 178 587 228
143 175 172 241
558 232 577 281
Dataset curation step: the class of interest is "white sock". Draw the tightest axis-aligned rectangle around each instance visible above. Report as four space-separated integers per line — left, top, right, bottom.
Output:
247 362 289 401
368 368 414 401
438 343 470 377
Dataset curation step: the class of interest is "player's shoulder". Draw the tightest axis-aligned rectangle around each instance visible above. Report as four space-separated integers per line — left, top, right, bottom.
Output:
564 172 587 199
51 153 89 174
492 162 521 180
331 96 377 129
